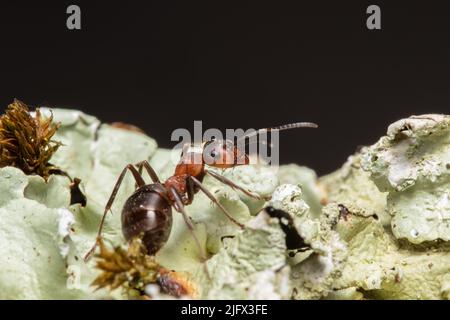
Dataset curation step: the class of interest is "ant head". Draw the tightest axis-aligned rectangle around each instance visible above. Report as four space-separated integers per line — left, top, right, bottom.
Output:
179 142 204 165
202 139 249 169
200 122 318 169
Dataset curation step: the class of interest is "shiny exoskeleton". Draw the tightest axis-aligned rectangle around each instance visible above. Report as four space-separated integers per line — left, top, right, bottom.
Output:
121 184 172 255
84 122 317 261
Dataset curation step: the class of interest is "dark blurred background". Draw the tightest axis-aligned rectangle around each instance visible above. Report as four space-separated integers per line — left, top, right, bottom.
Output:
0 1 449 175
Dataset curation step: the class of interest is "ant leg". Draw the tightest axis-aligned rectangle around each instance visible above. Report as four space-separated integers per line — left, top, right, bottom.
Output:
189 176 245 229
136 160 160 183
170 187 212 280
205 169 263 200
84 164 145 261
135 163 145 189
187 175 195 204
169 187 207 261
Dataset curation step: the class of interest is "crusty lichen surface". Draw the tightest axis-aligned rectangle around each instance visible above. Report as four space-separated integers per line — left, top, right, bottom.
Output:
319 153 390 226
0 109 448 299
361 114 450 244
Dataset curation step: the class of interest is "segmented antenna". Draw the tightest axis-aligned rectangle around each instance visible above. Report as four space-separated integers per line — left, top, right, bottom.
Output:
237 122 318 143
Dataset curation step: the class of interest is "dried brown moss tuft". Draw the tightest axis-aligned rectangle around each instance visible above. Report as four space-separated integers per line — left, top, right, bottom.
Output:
92 238 197 298
92 238 160 293
0 99 62 179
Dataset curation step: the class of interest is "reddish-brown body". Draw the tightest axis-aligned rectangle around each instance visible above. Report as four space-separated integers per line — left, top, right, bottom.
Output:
164 150 205 204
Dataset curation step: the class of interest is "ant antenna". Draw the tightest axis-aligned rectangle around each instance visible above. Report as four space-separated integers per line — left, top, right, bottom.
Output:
237 122 318 144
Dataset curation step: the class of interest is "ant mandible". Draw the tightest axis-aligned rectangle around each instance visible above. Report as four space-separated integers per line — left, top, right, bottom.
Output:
84 122 317 261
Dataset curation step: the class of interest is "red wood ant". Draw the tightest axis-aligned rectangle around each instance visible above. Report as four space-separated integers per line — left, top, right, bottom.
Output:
84 122 317 261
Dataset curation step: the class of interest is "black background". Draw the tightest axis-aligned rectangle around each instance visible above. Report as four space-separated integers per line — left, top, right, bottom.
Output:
0 1 449 175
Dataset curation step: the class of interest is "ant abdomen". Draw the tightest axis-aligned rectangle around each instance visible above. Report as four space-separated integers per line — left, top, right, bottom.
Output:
121 184 173 255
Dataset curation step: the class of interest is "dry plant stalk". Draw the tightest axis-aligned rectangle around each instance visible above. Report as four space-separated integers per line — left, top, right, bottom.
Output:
0 99 61 179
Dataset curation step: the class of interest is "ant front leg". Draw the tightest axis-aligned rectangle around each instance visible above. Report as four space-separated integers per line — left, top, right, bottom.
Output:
189 176 245 229
84 164 145 261
204 169 264 200
169 187 207 261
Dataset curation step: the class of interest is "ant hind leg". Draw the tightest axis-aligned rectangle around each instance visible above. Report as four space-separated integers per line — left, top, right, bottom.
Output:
84 164 145 261
136 160 161 183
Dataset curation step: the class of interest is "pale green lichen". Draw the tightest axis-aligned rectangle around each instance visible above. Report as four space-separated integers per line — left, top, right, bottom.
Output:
0 167 87 299
0 108 449 300
219 165 278 214
325 287 364 300
0 109 161 299
362 114 450 244
196 211 289 299
269 184 318 246
41 108 100 182
278 164 324 218
320 153 390 226
266 184 347 299
332 204 450 299
289 203 347 300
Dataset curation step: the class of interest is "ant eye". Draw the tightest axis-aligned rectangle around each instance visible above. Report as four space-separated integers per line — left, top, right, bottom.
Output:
210 150 217 158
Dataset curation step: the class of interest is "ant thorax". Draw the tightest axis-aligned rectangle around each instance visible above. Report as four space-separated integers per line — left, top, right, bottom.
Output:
174 143 205 178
